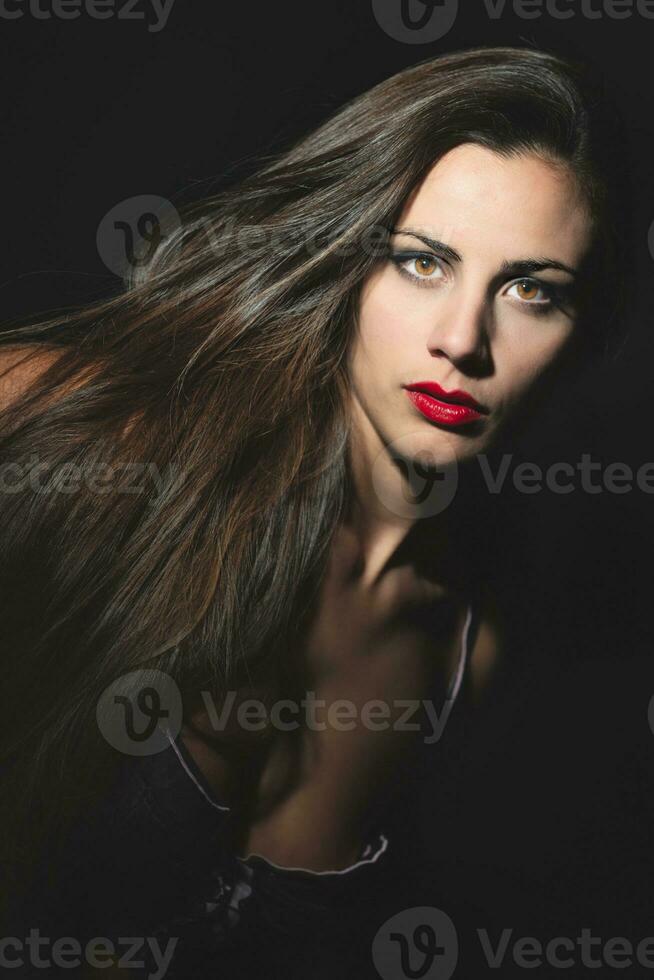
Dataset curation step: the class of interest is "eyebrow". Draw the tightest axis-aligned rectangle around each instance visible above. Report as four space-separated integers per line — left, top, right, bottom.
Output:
391 226 579 279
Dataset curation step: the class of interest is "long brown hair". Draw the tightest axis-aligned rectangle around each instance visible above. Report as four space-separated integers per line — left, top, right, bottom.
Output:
0 45 632 905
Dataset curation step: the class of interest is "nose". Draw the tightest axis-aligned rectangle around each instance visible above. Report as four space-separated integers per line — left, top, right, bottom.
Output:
426 285 490 368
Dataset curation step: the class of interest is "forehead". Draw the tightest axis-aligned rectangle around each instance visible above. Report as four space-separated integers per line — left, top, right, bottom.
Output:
398 143 592 267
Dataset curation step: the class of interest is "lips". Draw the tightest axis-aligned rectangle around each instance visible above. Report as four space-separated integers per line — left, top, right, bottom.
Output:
403 381 488 427
404 381 487 412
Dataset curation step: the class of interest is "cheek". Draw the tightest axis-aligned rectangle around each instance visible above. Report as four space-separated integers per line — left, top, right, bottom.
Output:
353 281 412 378
498 325 574 406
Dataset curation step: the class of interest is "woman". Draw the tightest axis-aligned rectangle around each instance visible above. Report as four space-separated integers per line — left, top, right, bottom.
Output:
0 44 632 977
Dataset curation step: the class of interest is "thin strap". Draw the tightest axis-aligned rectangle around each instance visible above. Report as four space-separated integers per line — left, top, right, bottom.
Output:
166 728 231 813
445 599 476 705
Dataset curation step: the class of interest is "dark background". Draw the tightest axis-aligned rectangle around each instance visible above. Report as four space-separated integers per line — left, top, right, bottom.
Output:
1 2 653 976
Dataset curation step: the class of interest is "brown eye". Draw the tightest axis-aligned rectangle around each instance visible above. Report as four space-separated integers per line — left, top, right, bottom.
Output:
515 281 541 301
390 250 446 287
506 278 555 309
414 256 438 277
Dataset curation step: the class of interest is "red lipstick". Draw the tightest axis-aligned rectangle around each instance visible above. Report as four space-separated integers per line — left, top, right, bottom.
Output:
403 381 487 427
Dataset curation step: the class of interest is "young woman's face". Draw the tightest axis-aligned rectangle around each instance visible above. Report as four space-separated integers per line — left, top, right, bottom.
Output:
349 143 593 468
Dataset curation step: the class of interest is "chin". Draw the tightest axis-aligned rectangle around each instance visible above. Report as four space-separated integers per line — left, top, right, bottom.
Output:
384 425 464 469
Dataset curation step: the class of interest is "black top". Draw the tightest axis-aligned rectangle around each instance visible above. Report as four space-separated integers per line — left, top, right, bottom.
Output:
10 599 481 979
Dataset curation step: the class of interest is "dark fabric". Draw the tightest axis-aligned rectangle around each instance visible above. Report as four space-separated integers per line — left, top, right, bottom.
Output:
9 733 391 978
8 597 481 978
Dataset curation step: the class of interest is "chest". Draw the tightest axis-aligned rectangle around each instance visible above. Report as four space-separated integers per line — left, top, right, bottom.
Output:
182 577 469 786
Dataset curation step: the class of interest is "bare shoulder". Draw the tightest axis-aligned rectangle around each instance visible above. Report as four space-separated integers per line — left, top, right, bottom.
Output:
0 345 64 411
468 582 504 697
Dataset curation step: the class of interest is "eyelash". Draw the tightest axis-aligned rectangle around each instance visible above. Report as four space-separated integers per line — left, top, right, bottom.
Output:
389 250 570 317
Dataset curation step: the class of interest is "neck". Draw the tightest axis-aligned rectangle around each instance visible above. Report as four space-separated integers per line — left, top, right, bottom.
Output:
343 400 447 587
